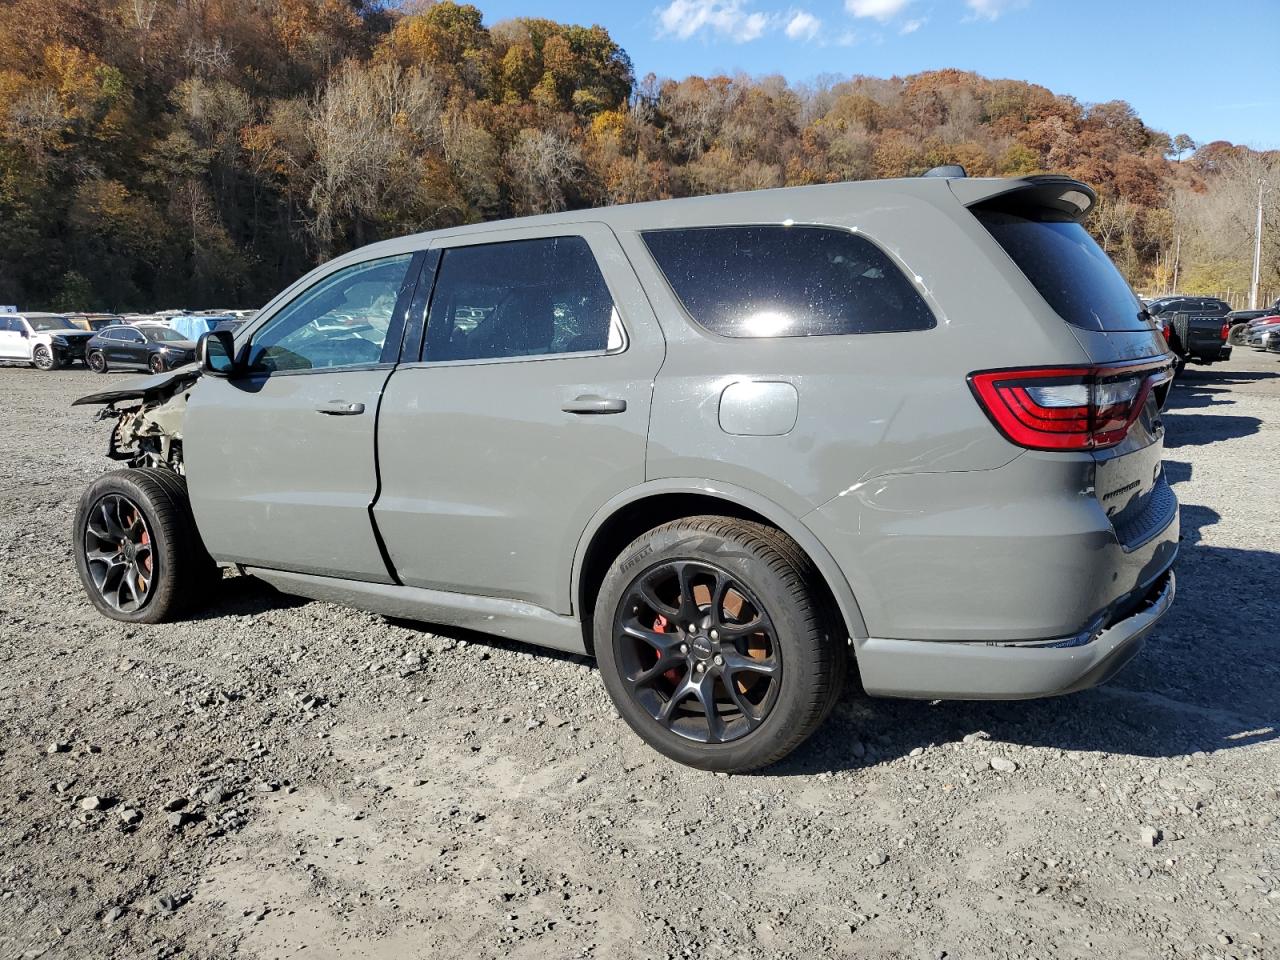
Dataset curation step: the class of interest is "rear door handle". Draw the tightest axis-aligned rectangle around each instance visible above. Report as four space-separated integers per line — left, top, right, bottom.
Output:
316 400 365 416
562 395 627 415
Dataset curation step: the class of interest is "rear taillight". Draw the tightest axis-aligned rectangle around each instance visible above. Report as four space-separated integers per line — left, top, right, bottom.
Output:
1221 322 1230 340
968 362 1172 451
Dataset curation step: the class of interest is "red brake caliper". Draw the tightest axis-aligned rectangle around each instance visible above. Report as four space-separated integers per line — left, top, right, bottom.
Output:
652 614 683 684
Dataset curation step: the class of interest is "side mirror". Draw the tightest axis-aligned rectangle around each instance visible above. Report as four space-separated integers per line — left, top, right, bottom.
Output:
197 330 238 377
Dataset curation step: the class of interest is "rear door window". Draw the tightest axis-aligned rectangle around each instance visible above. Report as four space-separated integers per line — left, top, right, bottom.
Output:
423 236 617 362
972 205 1147 332
641 225 934 338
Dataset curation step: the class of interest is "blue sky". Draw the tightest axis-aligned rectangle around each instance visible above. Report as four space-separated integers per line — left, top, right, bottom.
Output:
475 0 1280 149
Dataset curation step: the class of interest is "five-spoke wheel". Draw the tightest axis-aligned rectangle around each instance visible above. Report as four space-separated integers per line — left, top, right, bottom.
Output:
73 468 218 623
83 493 155 613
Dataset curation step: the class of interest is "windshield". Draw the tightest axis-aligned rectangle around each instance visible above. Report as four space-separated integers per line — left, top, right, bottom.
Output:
28 316 77 332
142 326 187 342
973 206 1147 332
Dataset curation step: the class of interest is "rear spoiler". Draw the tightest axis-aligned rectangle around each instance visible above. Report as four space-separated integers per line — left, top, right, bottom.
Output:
947 175 1097 221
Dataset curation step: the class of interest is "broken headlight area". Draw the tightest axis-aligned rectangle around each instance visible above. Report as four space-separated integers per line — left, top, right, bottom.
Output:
75 368 200 475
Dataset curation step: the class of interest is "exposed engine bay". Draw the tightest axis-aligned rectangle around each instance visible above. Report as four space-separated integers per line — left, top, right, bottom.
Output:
72 367 201 475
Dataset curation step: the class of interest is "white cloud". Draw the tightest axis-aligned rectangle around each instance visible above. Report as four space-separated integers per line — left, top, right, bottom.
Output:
656 0 772 42
784 9 822 40
965 0 1028 20
844 0 912 21
899 16 925 33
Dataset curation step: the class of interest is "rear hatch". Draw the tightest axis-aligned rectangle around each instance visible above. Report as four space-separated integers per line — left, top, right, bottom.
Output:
957 176 1175 548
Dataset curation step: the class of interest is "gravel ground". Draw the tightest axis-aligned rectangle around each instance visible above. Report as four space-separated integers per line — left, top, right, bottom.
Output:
1 350 1278 960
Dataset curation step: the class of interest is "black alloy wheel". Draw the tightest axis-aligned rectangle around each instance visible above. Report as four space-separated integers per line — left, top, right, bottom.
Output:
614 560 781 744
594 517 846 772
82 493 155 613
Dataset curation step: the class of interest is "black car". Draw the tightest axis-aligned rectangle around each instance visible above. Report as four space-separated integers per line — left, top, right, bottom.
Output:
1146 296 1232 366
1227 298 1280 342
86 324 198 374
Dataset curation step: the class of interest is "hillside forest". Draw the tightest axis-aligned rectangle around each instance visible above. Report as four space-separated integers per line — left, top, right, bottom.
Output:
1 0 1277 312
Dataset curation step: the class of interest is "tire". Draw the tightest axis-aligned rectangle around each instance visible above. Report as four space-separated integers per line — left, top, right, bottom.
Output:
32 345 60 371
149 353 166 374
73 468 218 624
594 516 847 772
87 351 107 374
1228 324 1249 346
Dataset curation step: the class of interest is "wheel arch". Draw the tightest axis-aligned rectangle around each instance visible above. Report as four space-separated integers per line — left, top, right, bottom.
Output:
572 479 869 655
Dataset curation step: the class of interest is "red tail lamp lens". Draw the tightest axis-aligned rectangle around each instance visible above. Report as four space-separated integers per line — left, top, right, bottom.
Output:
968 362 1172 451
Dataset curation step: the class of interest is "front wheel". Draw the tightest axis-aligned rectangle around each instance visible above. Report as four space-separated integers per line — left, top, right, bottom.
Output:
87 350 107 373
32 345 60 371
73 468 218 624
148 353 167 374
594 517 846 772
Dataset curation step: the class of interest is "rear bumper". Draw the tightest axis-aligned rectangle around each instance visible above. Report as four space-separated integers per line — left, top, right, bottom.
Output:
855 569 1176 700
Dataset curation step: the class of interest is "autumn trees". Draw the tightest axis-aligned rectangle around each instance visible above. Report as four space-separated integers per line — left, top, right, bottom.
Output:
0 0 1274 312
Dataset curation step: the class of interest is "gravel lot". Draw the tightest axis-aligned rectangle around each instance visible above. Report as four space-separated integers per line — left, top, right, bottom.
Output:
2 350 1278 960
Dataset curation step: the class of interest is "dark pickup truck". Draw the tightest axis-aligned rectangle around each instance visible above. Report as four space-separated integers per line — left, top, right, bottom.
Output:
1147 296 1232 366
1227 298 1280 343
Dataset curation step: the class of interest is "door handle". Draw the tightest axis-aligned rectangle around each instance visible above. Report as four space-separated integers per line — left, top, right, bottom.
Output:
316 400 365 416
562 395 627 415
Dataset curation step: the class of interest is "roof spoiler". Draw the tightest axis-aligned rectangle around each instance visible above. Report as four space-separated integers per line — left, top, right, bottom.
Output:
947 174 1097 221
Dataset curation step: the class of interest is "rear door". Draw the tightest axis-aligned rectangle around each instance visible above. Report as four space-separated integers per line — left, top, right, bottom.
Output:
185 252 423 581
0 318 19 358
373 224 665 614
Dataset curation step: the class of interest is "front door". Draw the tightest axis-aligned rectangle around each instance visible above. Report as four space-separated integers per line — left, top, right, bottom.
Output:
184 252 422 582
374 226 665 614
109 328 146 367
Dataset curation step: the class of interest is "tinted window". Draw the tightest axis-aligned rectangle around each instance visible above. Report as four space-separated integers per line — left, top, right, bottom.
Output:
248 254 413 372
27 315 76 332
0 318 11 332
973 206 1146 332
142 326 186 342
122 329 144 342
641 226 934 338
424 237 616 362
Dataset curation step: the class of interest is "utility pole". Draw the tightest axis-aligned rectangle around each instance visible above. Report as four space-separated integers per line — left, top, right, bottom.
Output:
1251 178 1267 310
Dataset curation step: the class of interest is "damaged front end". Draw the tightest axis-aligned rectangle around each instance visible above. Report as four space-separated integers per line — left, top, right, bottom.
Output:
73 367 201 474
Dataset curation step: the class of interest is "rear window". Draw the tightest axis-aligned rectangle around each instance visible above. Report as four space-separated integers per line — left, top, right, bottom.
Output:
973 206 1146 332
641 226 935 338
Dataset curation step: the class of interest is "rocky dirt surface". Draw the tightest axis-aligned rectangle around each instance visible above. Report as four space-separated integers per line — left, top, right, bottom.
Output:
1 351 1278 960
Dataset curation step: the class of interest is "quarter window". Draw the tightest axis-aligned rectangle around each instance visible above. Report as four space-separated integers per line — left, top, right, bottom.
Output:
247 254 413 372
424 237 617 362
641 225 935 338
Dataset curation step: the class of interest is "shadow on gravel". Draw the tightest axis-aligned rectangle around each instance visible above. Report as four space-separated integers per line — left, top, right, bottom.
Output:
1162 413 1261 448
187 574 310 620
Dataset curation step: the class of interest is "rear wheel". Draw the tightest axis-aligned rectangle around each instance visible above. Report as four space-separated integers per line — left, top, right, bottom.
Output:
73 468 218 624
32 345 60 371
594 517 846 772
87 350 107 373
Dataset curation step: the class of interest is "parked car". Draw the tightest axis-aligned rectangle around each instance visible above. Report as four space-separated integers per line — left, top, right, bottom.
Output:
85 323 198 373
70 172 1178 772
66 313 124 332
1146 297 1232 365
1227 299 1280 343
1244 316 1280 348
0 312 94 369
1263 328 1280 353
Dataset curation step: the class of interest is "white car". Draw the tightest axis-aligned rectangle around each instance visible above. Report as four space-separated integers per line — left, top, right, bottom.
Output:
0 312 95 370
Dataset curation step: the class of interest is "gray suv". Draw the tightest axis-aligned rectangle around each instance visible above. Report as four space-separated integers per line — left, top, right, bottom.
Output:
72 173 1179 772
